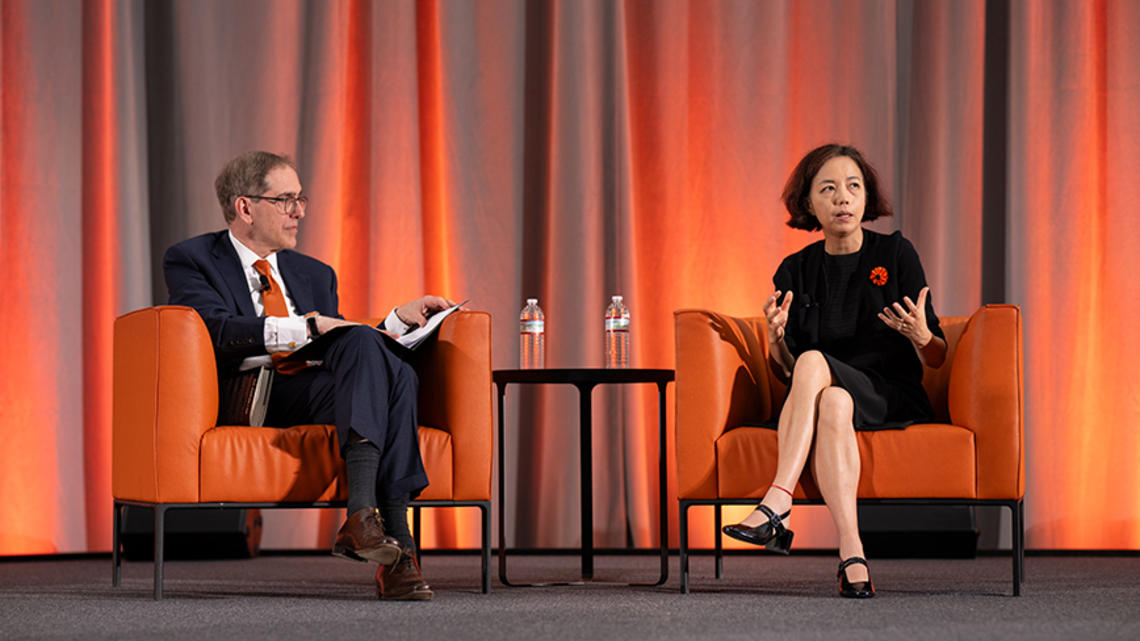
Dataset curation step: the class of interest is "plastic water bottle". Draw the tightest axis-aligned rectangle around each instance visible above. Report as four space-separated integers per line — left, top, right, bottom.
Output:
604 295 630 368
519 298 545 369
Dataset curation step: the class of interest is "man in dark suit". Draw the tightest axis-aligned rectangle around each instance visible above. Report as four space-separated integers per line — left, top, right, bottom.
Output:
164 151 453 600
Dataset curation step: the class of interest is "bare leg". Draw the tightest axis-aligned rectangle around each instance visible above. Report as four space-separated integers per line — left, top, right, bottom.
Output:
811 386 868 583
739 351 831 527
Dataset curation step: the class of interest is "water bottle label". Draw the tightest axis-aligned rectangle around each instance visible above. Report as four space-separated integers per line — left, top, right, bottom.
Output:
521 320 545 334
605 318 629 331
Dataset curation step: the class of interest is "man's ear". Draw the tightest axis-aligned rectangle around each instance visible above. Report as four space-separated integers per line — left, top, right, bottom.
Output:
234 197 254 224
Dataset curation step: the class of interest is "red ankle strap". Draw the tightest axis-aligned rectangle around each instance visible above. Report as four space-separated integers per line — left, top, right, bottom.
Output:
771 484 794 498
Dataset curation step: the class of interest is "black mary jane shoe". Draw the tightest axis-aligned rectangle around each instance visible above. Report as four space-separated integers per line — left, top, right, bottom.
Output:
837 556 875 599
721 504 794 554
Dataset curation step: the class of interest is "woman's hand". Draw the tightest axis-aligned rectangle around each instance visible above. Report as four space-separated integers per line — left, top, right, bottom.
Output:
764 290 793 345
878 286 933 347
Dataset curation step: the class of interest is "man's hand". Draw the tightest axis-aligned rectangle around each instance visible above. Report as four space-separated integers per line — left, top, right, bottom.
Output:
313 315 359 336
395 296 457 329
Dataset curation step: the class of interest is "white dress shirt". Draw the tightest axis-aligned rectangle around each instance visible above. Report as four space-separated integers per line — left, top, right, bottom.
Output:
228 231 407 370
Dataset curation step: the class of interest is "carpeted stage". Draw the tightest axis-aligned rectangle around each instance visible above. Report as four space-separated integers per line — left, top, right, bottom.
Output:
2 552 1138 640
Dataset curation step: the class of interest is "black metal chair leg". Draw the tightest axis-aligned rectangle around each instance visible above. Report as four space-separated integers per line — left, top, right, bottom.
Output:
1011 499 1024 596
679 501 690 594
1018 500 1026 583
153 505 166 600
480 501 491 594
714 505 723 579
112 501 122 587
413 504 422 566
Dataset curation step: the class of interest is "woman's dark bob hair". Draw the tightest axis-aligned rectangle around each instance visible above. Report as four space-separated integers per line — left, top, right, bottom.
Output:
781 144 893 231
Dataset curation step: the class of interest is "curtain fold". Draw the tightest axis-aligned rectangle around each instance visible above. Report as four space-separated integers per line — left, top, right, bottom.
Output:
0 0 1137 554
1009 0 1140 549
1 0 85 554
81 0 119 552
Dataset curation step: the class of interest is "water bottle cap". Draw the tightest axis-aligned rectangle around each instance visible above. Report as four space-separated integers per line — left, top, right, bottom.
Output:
526 298 538 305
612 295 623 302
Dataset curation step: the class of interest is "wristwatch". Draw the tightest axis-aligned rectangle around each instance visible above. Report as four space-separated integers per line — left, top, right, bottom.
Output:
306 314 321 339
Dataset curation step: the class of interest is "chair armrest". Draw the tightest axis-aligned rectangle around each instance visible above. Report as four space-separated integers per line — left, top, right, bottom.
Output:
113 306 218 503
674 309 775 499
948 304 1025 499
410 310 493 501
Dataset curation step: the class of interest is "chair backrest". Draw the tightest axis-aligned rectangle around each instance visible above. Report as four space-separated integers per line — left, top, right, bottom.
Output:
113 306 218 503
410 310 494 501
946 304 1024 499
921 315 966 424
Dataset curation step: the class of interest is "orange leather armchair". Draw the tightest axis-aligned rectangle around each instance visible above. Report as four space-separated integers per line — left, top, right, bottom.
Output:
111 305 493 599
674 304 1024 594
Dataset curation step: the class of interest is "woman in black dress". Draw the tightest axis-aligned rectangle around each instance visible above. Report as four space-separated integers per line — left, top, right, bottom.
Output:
722 144 947 598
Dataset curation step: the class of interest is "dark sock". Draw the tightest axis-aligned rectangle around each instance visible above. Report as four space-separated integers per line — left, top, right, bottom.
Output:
344 439 380 517
379 493 414 552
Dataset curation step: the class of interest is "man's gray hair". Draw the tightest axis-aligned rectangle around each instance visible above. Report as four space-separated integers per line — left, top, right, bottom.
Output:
215 151 296 224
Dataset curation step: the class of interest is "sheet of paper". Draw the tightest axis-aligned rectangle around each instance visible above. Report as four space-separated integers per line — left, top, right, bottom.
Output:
397 300 469 349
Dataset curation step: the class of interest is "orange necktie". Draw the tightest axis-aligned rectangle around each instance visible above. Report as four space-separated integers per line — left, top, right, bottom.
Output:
253 259 309 375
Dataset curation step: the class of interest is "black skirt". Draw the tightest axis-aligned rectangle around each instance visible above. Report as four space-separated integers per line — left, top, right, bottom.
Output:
821 353 916 430
750 353 931 432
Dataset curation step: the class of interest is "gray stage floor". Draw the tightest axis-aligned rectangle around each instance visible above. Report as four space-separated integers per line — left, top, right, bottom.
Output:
1 553 1138 640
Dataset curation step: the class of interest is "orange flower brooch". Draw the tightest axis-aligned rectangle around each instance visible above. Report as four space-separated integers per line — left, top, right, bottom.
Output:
869 266 888 286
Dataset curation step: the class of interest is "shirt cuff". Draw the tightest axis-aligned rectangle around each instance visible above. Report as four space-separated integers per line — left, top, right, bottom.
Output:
264 316 309 352
384 308 410 337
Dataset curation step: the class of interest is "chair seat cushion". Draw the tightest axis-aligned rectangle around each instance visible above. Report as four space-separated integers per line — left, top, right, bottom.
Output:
716 423 977 500
199 424 453 503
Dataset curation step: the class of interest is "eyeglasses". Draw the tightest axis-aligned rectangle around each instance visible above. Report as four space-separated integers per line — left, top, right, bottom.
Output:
242 193 309 215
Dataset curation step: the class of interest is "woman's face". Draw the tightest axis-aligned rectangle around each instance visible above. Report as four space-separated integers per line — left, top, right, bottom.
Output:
808 155 866 236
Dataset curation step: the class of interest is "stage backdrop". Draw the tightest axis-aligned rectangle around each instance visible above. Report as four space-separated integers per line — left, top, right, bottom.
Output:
1 0 1137 555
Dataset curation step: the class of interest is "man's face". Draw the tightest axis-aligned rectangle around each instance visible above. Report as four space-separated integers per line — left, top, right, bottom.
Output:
244 165 305 254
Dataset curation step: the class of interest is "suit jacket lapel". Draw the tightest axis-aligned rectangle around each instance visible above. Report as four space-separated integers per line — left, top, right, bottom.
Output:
278 251 314 314
210 232 257 317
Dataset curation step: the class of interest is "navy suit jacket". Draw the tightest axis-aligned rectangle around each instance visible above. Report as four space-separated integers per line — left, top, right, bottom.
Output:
164 230 342 378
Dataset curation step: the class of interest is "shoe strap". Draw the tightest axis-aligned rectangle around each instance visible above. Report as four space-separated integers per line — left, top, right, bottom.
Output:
756 503 790 534
838 556 868 572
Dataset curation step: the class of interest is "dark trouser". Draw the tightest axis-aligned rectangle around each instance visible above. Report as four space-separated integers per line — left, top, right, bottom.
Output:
266 325 429 504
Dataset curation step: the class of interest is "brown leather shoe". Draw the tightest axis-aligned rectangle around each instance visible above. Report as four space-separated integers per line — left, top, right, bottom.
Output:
376 549 434 601
332 508 401 565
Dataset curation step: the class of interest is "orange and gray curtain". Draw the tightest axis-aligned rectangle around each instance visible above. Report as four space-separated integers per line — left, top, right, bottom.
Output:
2 0 1138 555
